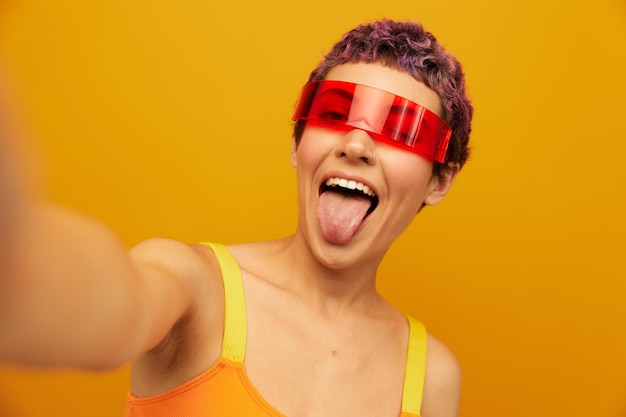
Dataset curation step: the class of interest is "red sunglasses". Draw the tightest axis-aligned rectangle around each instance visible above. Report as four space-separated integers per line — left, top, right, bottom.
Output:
293 80 452 163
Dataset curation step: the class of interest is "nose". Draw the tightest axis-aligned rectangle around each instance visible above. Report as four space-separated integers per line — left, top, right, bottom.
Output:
336 128 377 165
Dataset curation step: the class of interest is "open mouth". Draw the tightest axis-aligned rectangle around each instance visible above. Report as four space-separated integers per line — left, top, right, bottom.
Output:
320 177 379 217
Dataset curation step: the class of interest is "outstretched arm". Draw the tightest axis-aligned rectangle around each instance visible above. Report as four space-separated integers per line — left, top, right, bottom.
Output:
0 202 209 370
0 90 209 371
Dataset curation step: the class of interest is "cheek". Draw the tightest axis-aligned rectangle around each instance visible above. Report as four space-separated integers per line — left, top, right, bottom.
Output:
383 152 434 201
296 127 337 167
295 139 318 169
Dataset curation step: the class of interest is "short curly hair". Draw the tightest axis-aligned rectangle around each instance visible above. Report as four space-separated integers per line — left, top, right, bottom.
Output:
293 19 473 179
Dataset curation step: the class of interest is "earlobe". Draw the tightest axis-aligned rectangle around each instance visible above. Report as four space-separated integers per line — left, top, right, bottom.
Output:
423 163 460 206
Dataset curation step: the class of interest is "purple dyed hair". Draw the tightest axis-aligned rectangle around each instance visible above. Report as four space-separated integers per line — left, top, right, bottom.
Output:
293 19 473 179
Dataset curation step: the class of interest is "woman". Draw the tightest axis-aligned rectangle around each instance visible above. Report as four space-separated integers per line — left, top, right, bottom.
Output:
0 19 472 417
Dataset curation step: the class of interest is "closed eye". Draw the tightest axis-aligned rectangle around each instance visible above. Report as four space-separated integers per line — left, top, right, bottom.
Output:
310 87 353 124
317 109 349 123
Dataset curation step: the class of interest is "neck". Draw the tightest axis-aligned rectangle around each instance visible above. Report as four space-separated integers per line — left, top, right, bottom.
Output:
275 234 385 316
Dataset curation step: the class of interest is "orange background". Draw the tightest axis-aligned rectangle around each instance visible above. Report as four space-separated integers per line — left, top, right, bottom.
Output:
1 0 625 416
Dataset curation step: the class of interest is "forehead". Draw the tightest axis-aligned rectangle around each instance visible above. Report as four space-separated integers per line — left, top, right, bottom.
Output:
324 62 444 118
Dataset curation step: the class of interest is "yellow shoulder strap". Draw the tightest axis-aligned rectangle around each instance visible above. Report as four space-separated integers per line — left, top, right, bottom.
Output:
200 242 247 363
401 316 428 415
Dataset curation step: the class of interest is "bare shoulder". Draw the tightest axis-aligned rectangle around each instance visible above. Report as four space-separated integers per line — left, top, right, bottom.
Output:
421 333 462 417
129 238 224 293
129 238 218 273
128 238 226 396
128 237 224 326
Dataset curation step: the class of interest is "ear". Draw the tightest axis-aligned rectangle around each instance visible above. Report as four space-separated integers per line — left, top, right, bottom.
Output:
290 137 298 168
423 163 460 207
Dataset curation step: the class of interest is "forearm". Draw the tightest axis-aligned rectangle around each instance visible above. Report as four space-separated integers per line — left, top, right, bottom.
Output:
0 203 150 370
0 83 185 370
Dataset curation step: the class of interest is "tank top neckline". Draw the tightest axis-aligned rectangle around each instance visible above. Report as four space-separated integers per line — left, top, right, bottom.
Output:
203 242 427 416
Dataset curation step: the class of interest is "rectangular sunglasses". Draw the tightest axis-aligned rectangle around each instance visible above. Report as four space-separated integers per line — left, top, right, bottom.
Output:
292 80 452 163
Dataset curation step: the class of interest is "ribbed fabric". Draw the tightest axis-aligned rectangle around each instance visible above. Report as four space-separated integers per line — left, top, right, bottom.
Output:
126 358 289 417
402 316 427 415
125 243 426 417
207 242 247 363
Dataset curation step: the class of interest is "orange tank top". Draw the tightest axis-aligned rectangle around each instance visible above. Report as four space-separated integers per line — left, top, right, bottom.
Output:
125 243 427 417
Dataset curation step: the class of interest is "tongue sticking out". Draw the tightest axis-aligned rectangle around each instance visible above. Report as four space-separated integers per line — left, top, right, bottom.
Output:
317 190 372 244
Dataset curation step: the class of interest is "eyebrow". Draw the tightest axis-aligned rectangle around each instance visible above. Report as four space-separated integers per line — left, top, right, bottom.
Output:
388 100 433 123
315 84 436 123
316 86 354 101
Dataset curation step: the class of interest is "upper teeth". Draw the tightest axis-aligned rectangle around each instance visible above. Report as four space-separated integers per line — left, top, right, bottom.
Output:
325 177 376 197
